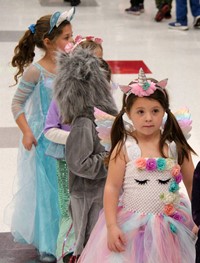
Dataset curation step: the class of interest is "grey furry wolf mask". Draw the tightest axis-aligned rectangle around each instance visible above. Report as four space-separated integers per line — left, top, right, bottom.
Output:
54 47 118 124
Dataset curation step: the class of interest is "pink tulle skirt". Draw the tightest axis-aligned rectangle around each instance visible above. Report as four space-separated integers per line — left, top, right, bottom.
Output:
78 200 196 263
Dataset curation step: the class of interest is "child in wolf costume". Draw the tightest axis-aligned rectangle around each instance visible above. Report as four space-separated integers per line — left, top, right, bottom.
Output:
54 46 118 262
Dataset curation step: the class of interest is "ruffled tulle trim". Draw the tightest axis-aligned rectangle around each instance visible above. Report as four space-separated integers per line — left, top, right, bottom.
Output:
78 202 196 263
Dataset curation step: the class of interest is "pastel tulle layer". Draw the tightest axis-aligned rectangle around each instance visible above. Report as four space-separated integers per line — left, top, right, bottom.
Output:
78 202 196 263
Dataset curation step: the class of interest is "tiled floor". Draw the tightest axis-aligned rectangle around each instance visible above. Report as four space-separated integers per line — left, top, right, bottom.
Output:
0 233 39 263
0 0 200 262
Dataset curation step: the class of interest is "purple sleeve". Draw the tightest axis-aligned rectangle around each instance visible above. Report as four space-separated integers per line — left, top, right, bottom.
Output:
44 100 70 133
192 161 200 226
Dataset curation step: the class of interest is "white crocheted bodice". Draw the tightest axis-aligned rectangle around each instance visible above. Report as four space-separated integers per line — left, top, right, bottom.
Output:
122 136 179 214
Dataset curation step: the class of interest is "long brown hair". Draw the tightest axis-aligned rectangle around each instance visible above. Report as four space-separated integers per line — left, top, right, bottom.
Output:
108 88 196 165
11 16 70 85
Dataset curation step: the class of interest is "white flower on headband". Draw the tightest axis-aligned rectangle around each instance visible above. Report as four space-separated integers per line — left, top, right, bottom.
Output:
49 7 75 34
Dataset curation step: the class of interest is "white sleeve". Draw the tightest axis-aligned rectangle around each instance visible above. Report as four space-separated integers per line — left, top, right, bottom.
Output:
45 128 70 145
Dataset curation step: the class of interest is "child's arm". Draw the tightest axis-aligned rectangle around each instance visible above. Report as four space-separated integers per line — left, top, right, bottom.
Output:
44 100 70 145
66 118 108 179
192 162 200 227
45 128 70 144
181 151 194 199
104 145 126 252
11 65 40 150
15 114 37 150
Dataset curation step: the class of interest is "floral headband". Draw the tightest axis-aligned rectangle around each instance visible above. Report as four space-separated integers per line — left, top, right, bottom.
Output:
120 68 168 98
64 34 103 53
49 7 75 34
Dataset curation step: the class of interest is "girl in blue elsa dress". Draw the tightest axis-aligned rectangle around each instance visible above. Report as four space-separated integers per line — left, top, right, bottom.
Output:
5 7 75 263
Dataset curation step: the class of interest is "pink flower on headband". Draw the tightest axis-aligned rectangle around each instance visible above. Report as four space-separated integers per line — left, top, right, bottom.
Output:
74 35 83 43
86 36 103 44
86 36 94 41
64 35 103 54
129 81 156 97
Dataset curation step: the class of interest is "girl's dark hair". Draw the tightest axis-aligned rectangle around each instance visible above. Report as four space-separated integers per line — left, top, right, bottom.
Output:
108 85 196 165
11 15 70 85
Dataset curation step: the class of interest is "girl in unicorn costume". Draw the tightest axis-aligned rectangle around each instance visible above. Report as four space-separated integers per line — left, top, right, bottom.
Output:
53 46 118 262
77 69 197 263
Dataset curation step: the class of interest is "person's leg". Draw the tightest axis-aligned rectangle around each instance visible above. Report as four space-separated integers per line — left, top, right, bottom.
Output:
190 0 200 17
84 201 103 246
69 196 86 256
125 0 141 14
70 0 80 6
164 0 173 18
131 0 140 6
168 0 188 30
176 0 188 24
138 0 144 12
155 2 171 22
190 0 200 28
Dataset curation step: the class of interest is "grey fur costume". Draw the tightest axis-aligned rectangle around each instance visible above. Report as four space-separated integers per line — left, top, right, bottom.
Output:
54 47 118 256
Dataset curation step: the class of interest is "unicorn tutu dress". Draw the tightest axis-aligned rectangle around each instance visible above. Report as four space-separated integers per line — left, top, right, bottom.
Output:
78 136 196 263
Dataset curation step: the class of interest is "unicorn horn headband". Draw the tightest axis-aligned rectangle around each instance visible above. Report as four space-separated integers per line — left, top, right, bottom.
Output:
120 68 168 98
49 7 75 34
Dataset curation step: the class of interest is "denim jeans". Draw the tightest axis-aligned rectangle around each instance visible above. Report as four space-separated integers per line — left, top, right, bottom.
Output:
176 0 200 24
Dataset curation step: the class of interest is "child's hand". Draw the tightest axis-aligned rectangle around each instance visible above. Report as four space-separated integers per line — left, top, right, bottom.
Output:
107 224 126 253
22 132 37 150
192 224 199 235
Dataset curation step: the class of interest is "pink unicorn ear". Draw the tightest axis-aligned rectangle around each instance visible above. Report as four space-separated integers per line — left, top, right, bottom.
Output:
156 79 168 89
119 85 132 94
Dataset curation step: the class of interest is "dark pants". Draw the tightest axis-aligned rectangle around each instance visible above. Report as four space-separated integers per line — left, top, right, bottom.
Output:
130 0 144 6
155 0 173 9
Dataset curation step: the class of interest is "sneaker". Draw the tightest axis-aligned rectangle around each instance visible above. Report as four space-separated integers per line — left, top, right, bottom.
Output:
155 4 170 22
193 15 200 29
139 3 144 13
168 22 189 30
125 6 140 15
39 252 57 263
